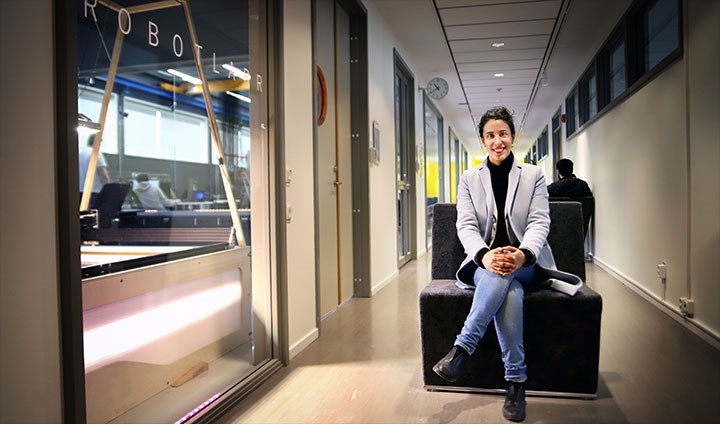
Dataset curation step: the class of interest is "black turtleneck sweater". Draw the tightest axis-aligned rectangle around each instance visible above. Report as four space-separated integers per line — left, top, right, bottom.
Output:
489 153 514 249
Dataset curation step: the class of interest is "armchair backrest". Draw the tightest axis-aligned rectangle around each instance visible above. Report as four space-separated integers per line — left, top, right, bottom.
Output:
430 201 586 281
550 196 594 239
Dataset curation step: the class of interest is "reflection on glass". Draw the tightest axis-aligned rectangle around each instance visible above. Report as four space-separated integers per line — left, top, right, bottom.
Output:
610 41 626 100
588 73 597 118
449 130 458 203
424 102 441 246
75 1 267 422
646 0 679 71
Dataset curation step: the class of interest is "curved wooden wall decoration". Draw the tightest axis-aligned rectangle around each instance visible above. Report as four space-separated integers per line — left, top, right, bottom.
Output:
316 65 328 126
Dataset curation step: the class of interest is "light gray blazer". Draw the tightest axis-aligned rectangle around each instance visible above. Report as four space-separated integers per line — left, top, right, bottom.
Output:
455 156 582 295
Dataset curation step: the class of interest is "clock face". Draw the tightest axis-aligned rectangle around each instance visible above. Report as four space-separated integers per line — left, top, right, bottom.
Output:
426 77 449 99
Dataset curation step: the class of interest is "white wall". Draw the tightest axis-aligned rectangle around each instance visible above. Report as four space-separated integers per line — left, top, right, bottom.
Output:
365 0 477 287
282 0 319 358
366 3 402 289
686 0 720 341
0 0 63 421
560 0 720 343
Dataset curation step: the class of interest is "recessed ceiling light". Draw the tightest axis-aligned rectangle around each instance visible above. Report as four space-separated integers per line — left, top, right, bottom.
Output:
167 68 202 85
222 64 251 81
226 91 251 103
491 42 505 48
494 73 505 77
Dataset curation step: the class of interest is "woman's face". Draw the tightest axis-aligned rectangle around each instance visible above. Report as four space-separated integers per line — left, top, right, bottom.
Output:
481 119 513 165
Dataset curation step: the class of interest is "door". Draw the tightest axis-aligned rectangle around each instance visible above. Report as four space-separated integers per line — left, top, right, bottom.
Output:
423 96 443 247
449 128 459 202
316 0 354 317
394 53 415 267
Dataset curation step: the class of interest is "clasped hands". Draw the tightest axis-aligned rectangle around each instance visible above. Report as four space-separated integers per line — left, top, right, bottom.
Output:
481 246 526 276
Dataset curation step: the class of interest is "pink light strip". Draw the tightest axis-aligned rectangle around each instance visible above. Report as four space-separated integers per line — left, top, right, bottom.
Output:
84 283 241 370
175 392 222 424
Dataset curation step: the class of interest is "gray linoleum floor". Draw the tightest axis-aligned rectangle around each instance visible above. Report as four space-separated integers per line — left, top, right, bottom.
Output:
219 254 719 424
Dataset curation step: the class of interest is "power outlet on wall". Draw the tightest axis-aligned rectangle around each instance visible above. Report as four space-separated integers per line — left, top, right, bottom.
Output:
657 262 667 281
679 297 695 317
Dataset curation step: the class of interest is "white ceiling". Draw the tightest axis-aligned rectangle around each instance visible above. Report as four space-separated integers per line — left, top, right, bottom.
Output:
371 0 633 156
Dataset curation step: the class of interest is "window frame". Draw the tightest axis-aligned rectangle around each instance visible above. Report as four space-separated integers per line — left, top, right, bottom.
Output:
597 27 628 109
643 0 682 72
122 95 212 164
564 0 682 139
564 88 578 137
536 126 549 162
578 63 598 126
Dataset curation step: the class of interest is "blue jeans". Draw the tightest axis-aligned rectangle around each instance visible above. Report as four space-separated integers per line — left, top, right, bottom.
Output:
454 265 536 383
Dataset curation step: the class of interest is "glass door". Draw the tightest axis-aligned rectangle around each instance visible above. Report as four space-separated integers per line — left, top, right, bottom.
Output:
394 53 415 267
423 96 443 247
74 1 274 422
449 128 459 202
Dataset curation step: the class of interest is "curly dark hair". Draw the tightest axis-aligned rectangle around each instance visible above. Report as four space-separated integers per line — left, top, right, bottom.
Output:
478 106 515 138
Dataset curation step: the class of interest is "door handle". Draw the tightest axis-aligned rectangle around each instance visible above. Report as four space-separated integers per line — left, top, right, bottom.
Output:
397 181 410 190
334 180 343 186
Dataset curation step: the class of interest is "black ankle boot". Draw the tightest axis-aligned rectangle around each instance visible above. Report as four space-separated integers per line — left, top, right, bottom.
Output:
503 381 526 422
432 346 469 382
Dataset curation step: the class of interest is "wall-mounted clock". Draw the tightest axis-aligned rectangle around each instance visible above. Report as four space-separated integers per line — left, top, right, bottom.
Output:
426 77 449 100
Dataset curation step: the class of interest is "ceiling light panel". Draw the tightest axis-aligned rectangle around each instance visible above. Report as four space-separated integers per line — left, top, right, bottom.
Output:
469 103 529 113
467 93 529 101
436 0 532 7
454 48 546 64
445 20 555 40
473 103 527 114
461 77 535 86
462 68 537 79
457 60 542 72
449 35 551 53
464 85 534 94
439 0 562 25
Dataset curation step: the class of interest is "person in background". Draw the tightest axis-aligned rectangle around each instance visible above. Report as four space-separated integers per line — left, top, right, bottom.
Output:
432 106 581 422
547 158 593 198
78 133 110 209
133 174 178 210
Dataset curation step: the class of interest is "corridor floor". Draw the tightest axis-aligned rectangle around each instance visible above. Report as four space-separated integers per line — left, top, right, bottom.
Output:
219 254 719 423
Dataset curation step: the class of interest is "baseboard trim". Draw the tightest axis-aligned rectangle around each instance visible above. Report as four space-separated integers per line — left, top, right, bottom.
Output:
288 328 319 360
593 256 720 350
371 270 399 296
424 385 596 400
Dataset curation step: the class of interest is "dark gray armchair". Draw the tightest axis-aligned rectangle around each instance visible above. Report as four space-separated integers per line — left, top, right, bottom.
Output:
419 202 602 398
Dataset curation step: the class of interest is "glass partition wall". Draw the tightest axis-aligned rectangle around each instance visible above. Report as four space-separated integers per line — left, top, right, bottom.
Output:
75 1 273 422
423 96 443 247
448 128 459 202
